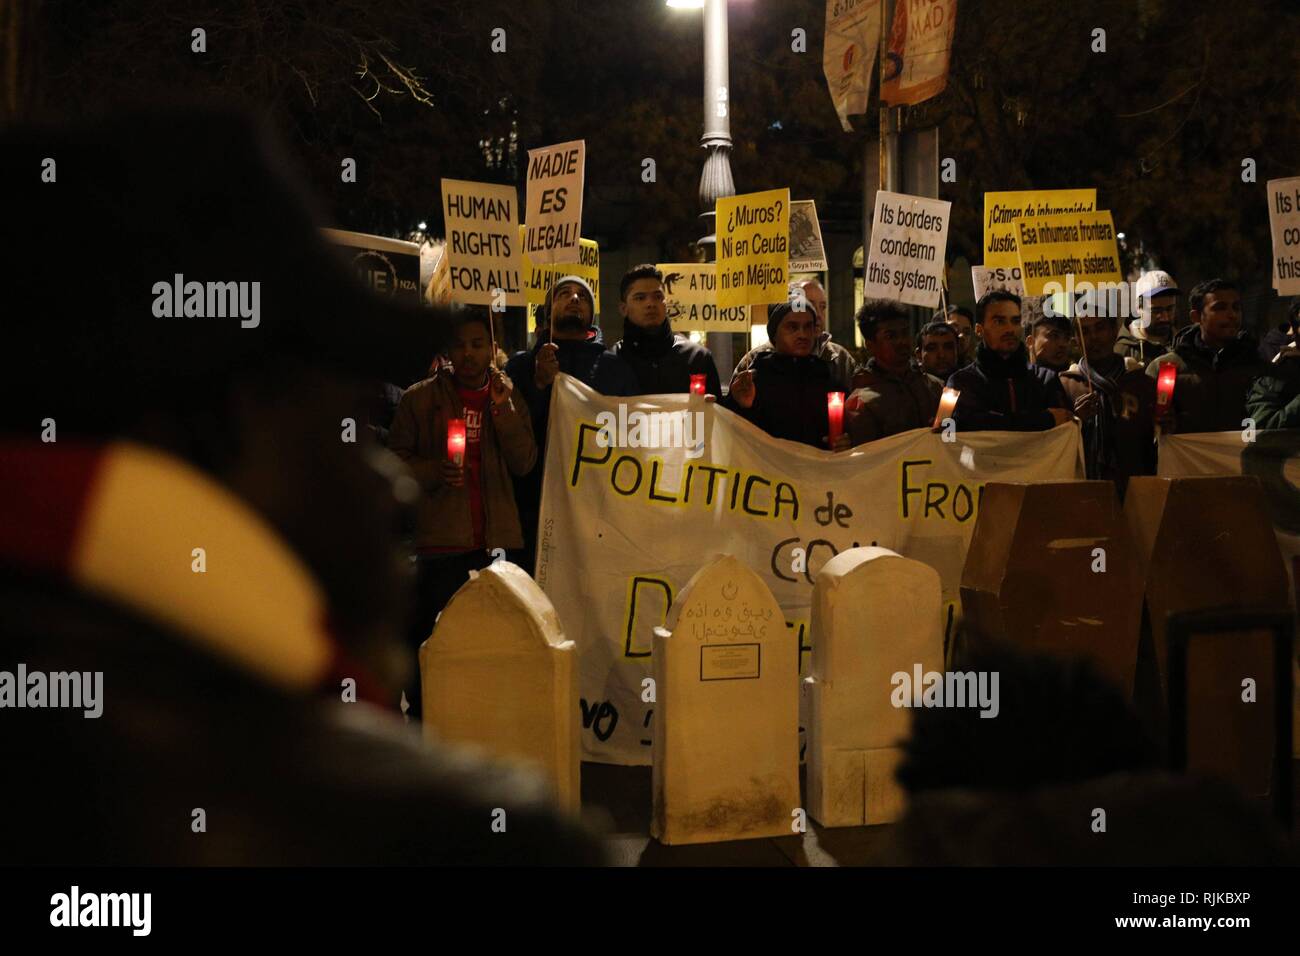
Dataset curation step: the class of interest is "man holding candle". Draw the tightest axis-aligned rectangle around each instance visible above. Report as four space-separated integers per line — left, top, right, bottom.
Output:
1059 312 1156 496
612 264 722 396
1143 279 1266 434
948 291 1074 432
845 300 943 445
725 302 852 450
389 306 538 717
734 279 856 392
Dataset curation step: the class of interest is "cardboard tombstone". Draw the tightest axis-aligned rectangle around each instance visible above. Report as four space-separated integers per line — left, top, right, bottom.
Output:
651 555 799 845
419 561 580 813
804 547 944 828
1125 475 1288 798
960 481 1143 696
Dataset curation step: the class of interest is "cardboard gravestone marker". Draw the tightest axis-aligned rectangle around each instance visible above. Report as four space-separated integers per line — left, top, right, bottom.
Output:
961 481 1143 696
651 555 799 845
1125 476 1287 797
804 547 943 827
420 561 580 813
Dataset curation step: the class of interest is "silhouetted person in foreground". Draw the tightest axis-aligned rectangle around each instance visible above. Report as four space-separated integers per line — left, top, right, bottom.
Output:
0 108 602 865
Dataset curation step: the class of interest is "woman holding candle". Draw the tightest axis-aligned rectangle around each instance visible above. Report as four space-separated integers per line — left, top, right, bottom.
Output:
724 301 852 451
388 306 537 718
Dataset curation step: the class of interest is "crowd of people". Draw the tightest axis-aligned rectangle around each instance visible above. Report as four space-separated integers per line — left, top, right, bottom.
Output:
378 263 1299 712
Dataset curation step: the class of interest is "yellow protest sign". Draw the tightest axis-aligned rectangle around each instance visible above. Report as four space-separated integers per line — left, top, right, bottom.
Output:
983 189 1096 270
655 263 751 334
1015 210 1122 297
518 226 600 316
716 188 790 309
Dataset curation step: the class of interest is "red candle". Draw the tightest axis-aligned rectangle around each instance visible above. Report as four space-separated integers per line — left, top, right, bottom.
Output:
446 418 467 467
1156 363 1177 408
689 374 707 395
827 391 845 444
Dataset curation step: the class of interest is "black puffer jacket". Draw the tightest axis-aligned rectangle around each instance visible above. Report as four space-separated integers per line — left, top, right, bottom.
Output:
1144 325 1266 434
946 342 1070 432
724 349 836 448
613 320 722 396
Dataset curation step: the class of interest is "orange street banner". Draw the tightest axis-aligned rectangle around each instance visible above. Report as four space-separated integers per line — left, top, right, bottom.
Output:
823 0 883 133
881 0 958 107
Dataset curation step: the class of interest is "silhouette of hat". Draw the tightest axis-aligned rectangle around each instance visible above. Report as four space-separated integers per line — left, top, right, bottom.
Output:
0 106 449 436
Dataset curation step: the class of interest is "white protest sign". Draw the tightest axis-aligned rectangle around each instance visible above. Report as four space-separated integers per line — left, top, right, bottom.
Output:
524 140 584 265
535 374 1084 764
1267 177 1300 295
439 179 524 307
971 264 1024 301
864 190 951 308
789 200 829 273
655 263 751 334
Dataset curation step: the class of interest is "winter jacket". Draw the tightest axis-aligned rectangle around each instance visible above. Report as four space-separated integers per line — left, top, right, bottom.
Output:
846 358 943 444
1144 325 1266 434
1114 324 1172 366
388 368 537 551
1245 356 1300 430
735 333 857 393
613 319 722 396
724 349 837 448
946 342 1070 432
1059 354 1155 495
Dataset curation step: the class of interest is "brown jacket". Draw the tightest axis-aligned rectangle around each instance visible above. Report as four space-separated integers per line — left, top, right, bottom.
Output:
389 369 537 550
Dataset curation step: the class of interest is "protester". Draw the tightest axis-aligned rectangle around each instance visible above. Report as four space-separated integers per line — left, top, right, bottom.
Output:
945 305 977 365
1257 298 1300 363
1145 279 1266 434
1024 310 1072 374
1059 312 1156 494
735 278 856 392
948 291 1073 432
0 108 601 865
915 321 961 381
846 300 942 444
1116 270 1179 365
388 306 537 718
1246 320 1300 429
612 263 722 396
504 277 639 572
725 302 852 450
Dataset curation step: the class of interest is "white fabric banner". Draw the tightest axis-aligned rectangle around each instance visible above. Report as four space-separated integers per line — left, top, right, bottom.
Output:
536 375 1084 764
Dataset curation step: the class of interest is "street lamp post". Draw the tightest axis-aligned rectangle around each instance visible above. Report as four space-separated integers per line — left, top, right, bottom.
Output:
684 0 738 380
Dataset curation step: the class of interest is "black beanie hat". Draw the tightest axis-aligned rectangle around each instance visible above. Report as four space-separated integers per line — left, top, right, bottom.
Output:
766 300 820 344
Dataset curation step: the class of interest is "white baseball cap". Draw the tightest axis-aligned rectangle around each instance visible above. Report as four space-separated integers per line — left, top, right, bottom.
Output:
1136 270 1178 300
